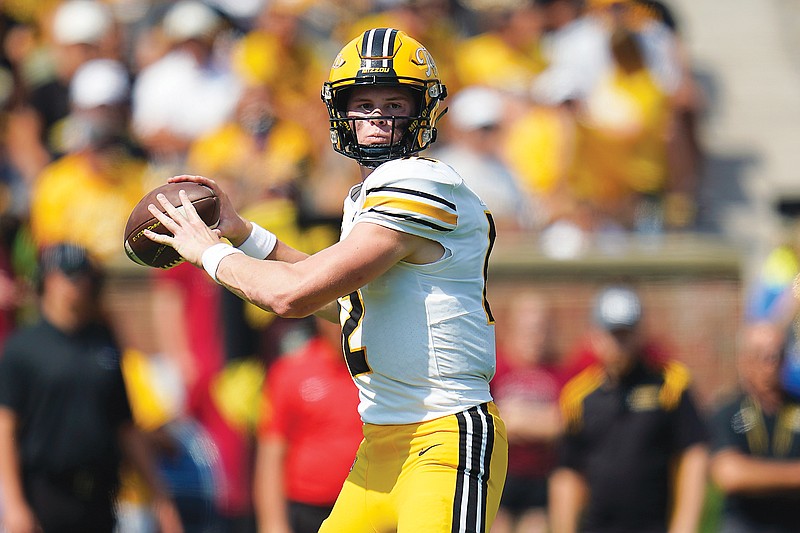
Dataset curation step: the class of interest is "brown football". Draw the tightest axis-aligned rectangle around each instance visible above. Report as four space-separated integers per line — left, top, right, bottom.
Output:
124 182 220 269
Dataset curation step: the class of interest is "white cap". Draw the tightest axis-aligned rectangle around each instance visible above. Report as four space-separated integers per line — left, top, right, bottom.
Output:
70 59 130 109
52 0 113 46
163 1 222 42
449 86 504 131
593 285 642 330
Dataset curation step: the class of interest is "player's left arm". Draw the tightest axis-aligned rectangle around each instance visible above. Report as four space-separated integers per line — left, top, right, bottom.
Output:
668 442 709 533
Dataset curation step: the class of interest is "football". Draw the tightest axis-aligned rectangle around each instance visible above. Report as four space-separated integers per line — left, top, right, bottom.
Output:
124 182 220 269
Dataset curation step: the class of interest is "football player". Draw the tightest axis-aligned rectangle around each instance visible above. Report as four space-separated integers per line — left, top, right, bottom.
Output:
144 28 508 533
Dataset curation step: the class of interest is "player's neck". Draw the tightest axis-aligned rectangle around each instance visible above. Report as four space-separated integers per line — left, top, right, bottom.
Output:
359 164 374 181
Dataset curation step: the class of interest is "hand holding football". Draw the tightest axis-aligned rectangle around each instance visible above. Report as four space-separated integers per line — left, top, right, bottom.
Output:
124 182 220 268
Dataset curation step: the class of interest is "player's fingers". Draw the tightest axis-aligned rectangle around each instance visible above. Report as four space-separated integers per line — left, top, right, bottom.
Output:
168 174 217 190
155 192 188 222
142 227 172 245
147 202 181 233
178 189 204 224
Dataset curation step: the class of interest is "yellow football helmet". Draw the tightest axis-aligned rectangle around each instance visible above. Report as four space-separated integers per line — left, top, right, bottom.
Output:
322 28 448 167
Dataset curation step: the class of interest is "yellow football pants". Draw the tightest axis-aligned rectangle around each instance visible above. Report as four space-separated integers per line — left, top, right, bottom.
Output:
320 402 508 533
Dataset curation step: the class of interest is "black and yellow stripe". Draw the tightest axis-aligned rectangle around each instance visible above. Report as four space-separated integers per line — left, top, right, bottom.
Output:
452 403 494 533
364 185 458 232
360 27 399 68
560 364 605 430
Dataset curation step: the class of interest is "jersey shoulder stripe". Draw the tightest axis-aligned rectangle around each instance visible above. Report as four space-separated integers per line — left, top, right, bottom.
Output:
367 185 457 210
358 161 461 234
658 360 691 411
559 364 605 430
363 192 457 232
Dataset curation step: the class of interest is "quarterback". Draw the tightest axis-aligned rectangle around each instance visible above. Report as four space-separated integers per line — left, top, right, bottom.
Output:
144 28 508 532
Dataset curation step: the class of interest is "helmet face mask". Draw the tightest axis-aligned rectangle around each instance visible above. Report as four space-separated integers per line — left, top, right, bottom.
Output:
322 28 447 168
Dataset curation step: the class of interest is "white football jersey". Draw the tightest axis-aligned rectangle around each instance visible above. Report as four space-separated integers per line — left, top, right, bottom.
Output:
338 157 497 425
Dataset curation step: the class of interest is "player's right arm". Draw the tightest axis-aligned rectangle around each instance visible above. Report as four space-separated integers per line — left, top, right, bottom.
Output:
165 175 343 321
146 185 435 320
0 407 39 533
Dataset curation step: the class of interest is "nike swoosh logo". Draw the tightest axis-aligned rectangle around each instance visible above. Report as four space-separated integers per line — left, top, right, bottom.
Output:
419 443 443 456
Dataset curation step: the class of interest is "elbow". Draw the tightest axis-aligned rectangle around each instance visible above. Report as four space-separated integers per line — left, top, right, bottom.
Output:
263 290 318 319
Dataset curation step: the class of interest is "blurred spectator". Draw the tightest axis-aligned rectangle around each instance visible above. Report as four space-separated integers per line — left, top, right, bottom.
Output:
452 1 547 96
230 0 340 217
0 214 23 353
131 0 241 171
745 210 800 330
119 344 225 533
186 81 315 210
2 13 51 188
430 85 536 232
27 0 118 158
530 0 693 239
0 243 182 533
530 0 609 107
0 69 26 351
150 261 256 531
29 57 148 265
709 321 800 533
550 285 708 533
568 25 671 233
632 0 705 229
254 317 362 533
491 292 564 533
231 0 326 127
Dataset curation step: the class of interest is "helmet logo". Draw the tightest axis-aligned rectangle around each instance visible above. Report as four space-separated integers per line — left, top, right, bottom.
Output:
331 53 345 69
413 47 438 78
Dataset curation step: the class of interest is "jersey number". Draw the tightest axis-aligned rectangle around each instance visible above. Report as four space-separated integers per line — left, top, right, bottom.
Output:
340 290 371 377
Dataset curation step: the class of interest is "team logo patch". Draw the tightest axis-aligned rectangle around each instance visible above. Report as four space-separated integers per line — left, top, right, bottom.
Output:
413 47 438 77
626 385 659 411
731 406 758 434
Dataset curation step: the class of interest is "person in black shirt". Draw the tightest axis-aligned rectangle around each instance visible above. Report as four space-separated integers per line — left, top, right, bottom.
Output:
549 285 708 533
709 321 800 533
0 243 181 533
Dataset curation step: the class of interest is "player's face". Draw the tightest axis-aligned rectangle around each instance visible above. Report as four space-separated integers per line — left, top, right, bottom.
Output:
346 86 416 146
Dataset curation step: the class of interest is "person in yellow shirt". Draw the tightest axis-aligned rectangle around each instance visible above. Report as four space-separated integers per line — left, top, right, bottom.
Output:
568 26 670 230
29 59 148 265
186 82 315 211
452 2 547 95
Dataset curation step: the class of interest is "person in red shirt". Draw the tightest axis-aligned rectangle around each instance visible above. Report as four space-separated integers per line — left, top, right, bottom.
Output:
254 317 362 533
492 291 565 533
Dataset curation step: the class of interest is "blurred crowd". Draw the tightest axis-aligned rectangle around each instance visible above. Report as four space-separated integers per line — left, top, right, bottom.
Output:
0 0 795 532
0 0 707 276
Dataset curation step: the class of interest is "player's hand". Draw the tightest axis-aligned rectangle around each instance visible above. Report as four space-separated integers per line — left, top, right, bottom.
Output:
144 189 222 267
167 175 252 246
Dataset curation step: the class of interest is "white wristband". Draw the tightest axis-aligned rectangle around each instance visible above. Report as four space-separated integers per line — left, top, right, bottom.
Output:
237 222 277 260
201 243 244 283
